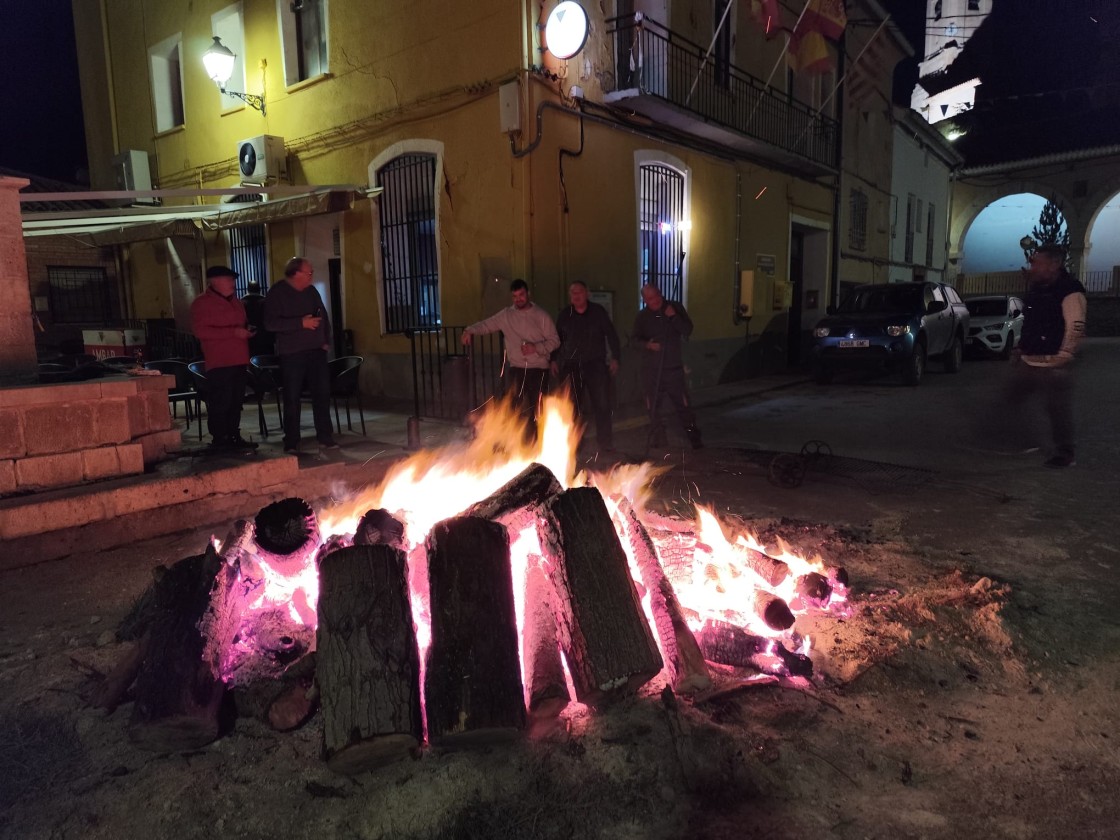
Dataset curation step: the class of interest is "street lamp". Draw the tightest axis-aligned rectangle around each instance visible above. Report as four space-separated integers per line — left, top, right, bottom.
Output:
203 36 265 115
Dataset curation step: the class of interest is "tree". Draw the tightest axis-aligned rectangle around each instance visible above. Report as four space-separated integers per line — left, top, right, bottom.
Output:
1031 199 1070 251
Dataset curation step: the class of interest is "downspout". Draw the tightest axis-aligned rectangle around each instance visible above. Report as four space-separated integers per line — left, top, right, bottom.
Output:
733 170 744 328
829 31 847 309
557 104 586 298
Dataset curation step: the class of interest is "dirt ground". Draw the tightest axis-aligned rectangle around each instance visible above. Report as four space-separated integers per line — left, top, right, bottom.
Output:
2 442 1119 840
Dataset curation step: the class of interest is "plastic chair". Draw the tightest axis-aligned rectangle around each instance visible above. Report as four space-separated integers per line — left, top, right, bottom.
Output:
328 356 366 435
187 361 208 441
250 355 285 433
144 360 196 427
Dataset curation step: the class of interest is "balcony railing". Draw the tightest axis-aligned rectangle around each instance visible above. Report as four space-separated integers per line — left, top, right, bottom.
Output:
607 15 838 171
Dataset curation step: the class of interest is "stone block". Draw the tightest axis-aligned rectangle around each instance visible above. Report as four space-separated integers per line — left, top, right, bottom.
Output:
127 394 150 437
0 409 25 458
24 403 97 455
100 380 141 398
0 460 15 495
92 398 132 445
142 391 172 431
82 447 121 481
116 443 145 476
15 451 85 491
0 381 102 408
137 429 182 464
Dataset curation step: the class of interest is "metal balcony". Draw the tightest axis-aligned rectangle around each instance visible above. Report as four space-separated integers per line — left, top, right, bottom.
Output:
605 15 838 174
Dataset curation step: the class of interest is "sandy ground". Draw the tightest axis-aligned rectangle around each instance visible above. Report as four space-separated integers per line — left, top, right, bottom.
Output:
3 430 1118 840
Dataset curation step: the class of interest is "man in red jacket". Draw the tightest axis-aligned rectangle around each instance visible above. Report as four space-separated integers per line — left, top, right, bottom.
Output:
190 265 257 452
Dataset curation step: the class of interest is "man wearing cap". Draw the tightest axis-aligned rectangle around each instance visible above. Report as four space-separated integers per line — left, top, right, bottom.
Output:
190 265 257 452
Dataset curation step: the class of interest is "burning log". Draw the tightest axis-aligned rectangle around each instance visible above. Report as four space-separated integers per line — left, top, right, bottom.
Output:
465 462 563 530
826 565 849 587
232 650 319 732
795 572 832 609
317 545 423 774
521 560 570 718
753 592 796 632
314 534 353 567
253 497 321 572
612 496 710 694
740 546 792 589
128 545 240 751
424 516 526 746
540 488 663 703
354 508 406 549
695 620 813 679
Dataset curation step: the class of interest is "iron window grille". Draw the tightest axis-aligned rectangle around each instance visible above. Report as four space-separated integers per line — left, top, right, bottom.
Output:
905 193 916 263
849 189 868 252
639 163 686 304
926 203 936 267
47 266 119 324
229 195 267 297
379 153 440 333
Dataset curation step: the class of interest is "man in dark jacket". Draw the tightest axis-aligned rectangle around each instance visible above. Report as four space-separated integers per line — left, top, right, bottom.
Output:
263 257 338 453
630 283 702 449
241 281 274 357
1009 244 1087 467
190 265 257 452
551 281 621 453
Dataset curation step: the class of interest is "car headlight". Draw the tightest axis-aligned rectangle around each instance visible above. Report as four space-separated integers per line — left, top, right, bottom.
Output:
814 326 831 338
886 325 911 337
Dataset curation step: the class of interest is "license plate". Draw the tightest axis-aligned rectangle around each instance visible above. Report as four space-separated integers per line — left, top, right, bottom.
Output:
838 339 869 348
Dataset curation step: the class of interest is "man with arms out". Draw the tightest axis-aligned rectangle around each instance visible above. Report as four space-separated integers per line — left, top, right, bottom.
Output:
264 257 338 454
190 265 257 452
631 283 702 450
1010 244 1087 468
462 279 560 442
551 280 621 454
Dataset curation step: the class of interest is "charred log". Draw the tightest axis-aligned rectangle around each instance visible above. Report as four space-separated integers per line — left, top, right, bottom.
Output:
354 508 406 549
612 497 709 694
128 546 234 751
465 462 563 533
795 572 832 609
741 547 792 589
696 620 813 679
317 545 423 774
540 488 663 703
425 516 526 746
314 534 353 567
753 592 796 632
521 560 570 717
253 497 320 572
826 565 849 587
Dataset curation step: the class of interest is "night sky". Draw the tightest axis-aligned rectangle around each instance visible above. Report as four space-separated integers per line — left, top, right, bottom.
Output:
0 0 87 184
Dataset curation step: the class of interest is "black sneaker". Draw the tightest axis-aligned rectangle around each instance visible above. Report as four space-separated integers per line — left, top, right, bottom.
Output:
283 443 301 454
1044 454 1075 468
229 435 259 450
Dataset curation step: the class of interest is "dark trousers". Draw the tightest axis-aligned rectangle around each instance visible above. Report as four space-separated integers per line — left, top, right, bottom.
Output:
559 360 613 449
1004 361 1075 457
205 364 248 444
644 365 698 445
505 366 549 442
280 349 333 447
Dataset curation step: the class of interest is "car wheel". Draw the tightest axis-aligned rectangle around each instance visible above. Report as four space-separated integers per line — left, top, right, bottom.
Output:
1000 332 1014 360
903 342 926 386
813 364 834 385
943 334 963 373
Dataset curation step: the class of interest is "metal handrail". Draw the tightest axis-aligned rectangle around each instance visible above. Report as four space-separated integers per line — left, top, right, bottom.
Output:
606 14 838 170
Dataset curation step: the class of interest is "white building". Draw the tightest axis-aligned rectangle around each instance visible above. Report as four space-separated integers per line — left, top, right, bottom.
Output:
911 0 993 125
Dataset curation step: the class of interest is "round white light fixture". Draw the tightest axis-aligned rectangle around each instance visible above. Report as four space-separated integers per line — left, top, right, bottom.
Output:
545 1 589 60
203 36 236 86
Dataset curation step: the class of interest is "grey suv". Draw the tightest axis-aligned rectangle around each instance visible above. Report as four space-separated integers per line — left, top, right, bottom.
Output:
811 282 970 386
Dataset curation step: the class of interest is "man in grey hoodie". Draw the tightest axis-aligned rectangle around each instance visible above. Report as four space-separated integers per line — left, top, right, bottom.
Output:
462 279 560 441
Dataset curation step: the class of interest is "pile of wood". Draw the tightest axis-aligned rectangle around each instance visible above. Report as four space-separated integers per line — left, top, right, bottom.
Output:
94 465 846 773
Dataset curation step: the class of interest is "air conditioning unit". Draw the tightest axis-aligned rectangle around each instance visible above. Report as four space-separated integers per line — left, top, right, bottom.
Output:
237 135 287 184
112 149 157 205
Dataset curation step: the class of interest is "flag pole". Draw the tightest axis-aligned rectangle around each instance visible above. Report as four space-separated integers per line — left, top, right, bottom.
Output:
744 0 815 132
684 0 736 107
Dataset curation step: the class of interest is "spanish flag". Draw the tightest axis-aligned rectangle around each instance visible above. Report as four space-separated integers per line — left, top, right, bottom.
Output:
751 0 782 39
802 0 847 41
788 29 833 74
787 0 846 75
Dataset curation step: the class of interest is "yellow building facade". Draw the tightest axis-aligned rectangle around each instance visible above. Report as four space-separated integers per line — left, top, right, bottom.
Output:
70 0 905 403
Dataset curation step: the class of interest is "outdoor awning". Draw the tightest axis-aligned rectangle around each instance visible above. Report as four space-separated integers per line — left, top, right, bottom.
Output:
20 186 379 248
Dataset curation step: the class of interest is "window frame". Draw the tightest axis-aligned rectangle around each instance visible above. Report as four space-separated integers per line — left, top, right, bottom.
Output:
635 152 691 305
148 33 185 133
277 0 329 87
212 3 248 112
849 188 868 251
47 265 119 324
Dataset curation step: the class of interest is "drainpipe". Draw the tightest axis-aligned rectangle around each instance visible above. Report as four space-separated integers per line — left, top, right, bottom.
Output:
829 31 847 309
733 170 744 327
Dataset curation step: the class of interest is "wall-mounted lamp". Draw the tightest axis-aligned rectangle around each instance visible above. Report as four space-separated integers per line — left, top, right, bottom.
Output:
659 220 692 235
544 2 589 60
203 36 266 115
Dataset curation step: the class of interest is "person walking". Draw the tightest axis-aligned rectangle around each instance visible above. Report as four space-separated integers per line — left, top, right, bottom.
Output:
462 279 559 442
551 280 621 454
190 265 258 452
1008 244 1087 468
631 283 702 450
263 257 338 454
